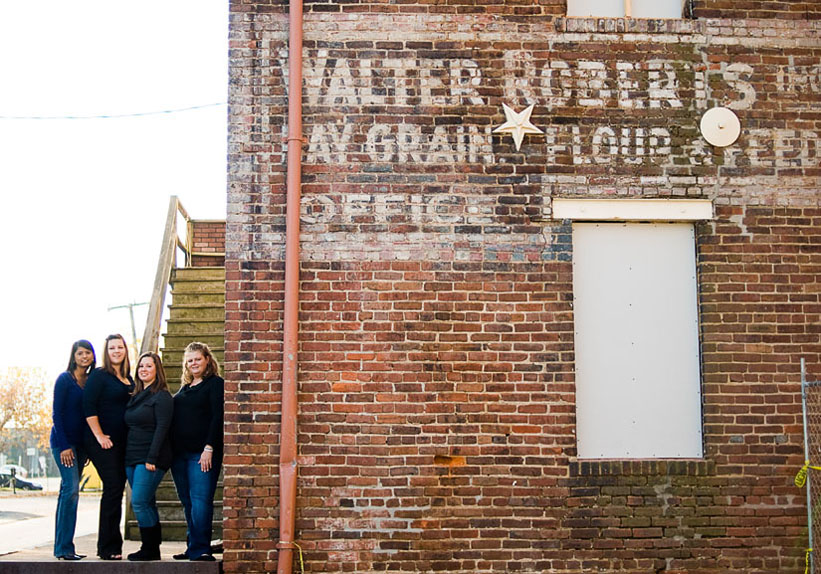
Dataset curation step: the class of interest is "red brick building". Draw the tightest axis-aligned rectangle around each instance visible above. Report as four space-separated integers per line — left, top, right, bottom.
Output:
225 1 820 572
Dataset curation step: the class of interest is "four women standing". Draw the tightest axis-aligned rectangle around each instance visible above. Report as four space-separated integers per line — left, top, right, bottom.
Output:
49 337 223 562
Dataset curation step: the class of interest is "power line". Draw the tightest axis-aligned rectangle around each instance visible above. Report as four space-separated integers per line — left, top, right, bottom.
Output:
0 102 227 120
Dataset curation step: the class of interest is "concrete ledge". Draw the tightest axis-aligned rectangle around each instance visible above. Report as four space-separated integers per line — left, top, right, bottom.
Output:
552 198 714 221
0 563 222 574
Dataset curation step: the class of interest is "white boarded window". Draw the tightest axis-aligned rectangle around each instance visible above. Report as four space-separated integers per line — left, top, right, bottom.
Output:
573 223 702 459
567 0 686 18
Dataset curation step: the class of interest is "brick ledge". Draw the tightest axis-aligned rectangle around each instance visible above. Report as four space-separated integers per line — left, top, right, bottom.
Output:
569 459 715 477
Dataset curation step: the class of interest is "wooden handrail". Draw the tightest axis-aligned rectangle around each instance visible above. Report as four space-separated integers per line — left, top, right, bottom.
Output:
140 196 192 354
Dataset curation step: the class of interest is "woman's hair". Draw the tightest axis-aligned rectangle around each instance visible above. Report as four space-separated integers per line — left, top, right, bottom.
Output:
102 333 131 379
133 352 168 395
181 341 220 386
66 339 96 374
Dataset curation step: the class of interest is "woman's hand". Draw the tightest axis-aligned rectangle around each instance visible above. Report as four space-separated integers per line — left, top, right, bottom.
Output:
199 449 213 472
96 434 113 449
145 463 157 472
59 448 75 467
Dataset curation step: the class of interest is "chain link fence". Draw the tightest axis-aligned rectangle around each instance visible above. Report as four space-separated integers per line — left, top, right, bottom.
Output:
801 359 821 574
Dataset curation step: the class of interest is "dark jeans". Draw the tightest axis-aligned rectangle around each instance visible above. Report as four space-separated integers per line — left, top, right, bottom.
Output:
125 464 166 527
51 446 87 557
84 433 126 557
171 452 221 559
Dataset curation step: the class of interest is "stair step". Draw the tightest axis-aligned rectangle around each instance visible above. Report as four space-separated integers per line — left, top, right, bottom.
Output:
153 500 223 510
172 267 226 281
162 348 225 362
163 335 225 349
170 292 225 305
169 306 225 321
126 521 223 541
165 330 224 340
134 506 223 523
165 328 225 338
153 482 224 496
166 317 226 326
170 282 225 294
166 320 225 335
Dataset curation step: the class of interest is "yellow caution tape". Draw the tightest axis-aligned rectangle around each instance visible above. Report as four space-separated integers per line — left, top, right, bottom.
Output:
795 461 821 488
805 547 812 574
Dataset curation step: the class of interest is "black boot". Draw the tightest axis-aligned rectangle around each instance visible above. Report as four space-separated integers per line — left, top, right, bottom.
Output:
127 524 161 561
155 522 163 560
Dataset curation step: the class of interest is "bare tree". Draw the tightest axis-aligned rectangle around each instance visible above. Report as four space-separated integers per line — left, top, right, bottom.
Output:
0 367 51 453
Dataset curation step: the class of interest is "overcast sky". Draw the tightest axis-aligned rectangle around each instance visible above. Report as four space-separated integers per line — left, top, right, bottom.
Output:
0 1 228 381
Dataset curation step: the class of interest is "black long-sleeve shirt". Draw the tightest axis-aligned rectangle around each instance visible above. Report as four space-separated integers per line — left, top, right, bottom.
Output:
171 375 224 455
125 388 174 469
83 368 134 443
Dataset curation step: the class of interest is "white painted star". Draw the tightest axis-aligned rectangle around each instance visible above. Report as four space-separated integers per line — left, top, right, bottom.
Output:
493 103 543 151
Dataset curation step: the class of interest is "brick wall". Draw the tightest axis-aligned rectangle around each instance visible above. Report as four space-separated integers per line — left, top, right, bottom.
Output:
694 1 821 19
226 6 820 573
232 0 821 19
233 0 566 16
190 220 226 267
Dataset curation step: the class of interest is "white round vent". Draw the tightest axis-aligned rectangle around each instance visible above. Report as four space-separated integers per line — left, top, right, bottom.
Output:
700 107 741 147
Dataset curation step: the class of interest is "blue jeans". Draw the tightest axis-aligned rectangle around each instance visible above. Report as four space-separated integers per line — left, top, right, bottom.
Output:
125 464 166 527
171 453 221 559
52 446 87 557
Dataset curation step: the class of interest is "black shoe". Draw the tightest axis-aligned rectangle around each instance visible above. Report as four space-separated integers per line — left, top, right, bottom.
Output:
173 552 190 560
127 525 161 561
192 554 216 561
57 554 85 561
128 549 160 561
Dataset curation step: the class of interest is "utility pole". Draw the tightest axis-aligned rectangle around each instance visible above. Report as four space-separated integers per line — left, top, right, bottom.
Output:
108 301 149 361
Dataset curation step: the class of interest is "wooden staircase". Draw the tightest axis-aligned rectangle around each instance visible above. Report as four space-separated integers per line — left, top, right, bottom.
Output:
126 198 225 542
162 267 226 385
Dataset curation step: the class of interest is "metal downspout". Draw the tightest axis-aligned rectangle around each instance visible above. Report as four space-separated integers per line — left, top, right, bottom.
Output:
277 1 303 573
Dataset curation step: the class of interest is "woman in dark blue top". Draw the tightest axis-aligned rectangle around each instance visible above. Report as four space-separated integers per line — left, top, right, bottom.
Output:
83 334 133 561
50 339 95 561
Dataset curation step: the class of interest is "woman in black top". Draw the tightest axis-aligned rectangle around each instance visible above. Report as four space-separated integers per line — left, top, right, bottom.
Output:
170 341 224 562
83 333 133 561
124 352 173 561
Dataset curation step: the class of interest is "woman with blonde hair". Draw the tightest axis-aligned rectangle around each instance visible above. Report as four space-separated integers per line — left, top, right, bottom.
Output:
170 342 224 561
83 334 133 560
124 352 173 561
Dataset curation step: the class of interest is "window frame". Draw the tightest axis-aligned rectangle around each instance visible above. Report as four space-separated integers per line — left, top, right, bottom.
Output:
566 0 688 19
552 198 713 460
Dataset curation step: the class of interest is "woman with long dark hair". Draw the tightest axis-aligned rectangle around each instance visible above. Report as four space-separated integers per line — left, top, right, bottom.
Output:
83 334 133 561
50 339 96 561
170 341 224 561
124 352 173 561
